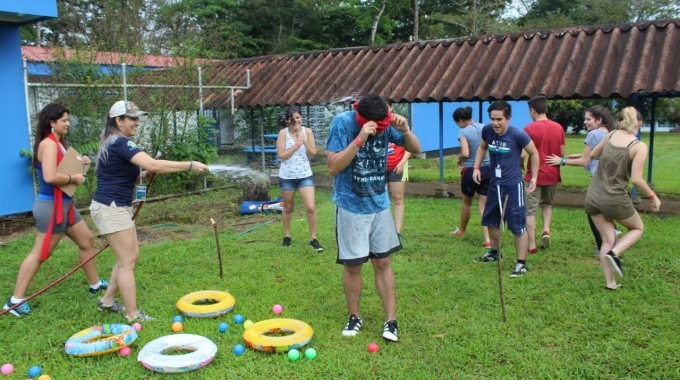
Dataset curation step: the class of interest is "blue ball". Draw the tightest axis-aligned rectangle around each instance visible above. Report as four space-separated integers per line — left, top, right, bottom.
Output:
233 344 245 355
218 322 228 333
172 315 183 323
234 314 244 324
28 365 42 377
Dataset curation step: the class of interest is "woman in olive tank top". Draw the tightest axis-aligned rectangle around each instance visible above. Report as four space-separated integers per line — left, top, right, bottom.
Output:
585 107 661 290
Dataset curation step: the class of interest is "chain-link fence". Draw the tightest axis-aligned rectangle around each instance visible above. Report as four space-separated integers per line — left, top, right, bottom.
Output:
25 60 251 206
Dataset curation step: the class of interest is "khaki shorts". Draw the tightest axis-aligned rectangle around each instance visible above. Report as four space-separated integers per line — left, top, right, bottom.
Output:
525 183 556 216
90 201 135 235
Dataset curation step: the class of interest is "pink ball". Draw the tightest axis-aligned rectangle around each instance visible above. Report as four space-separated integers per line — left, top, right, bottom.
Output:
119 347 131 356
1 363 14 375
132 322 142 332
367 342 379 353
272 304 283 315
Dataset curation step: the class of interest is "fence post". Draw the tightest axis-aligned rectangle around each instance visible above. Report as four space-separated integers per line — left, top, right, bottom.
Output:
122 63 127 100
198 66 204 114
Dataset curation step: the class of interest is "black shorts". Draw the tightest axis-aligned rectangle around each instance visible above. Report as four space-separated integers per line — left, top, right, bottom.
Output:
460 166 491 198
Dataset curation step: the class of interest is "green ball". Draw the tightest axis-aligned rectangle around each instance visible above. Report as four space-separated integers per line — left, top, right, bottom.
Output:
304 347 317 360
287 349 301 361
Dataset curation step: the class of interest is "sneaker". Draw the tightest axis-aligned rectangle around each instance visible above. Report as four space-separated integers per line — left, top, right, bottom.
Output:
88 277 109 295
126 310 154 322
606 252 624 278
450 227 464 237
540 231 551 249
382 320 399 342
510 263 527 277
475 249 499 263
309 239 324 252
3 297 31 318
97 298 124 313
342 314 363 337
281 237 291 247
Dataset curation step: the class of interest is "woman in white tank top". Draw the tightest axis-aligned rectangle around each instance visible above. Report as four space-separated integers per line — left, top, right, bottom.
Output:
275 107 324 252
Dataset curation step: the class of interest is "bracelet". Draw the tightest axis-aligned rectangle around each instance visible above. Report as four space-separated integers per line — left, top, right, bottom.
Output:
189 161 193 171
402 130 411 137
354 138 364 148
473 166 480 170
561 157 567 166
67 174 71 184
648 192 656 199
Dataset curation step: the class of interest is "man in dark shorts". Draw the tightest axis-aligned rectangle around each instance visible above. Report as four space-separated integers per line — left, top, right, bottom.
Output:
473 100 539 278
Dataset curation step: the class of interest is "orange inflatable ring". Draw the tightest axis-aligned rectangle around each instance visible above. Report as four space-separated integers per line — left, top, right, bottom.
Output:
243 318 313 353
176 290 235 318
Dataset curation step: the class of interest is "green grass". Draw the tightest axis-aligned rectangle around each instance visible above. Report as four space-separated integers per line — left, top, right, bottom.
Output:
1 189 678 378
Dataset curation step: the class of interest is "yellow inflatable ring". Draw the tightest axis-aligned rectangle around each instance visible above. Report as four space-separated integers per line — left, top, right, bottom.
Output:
243 318 313 353
176 290 235 318
138 334 217 373
64 324 137 357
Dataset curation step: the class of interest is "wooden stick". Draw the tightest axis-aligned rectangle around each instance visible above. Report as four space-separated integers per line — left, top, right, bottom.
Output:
497 194 509 322
210 218 224 279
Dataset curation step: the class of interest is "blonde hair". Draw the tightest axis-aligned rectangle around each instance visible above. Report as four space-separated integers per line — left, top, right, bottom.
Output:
616 107 639 133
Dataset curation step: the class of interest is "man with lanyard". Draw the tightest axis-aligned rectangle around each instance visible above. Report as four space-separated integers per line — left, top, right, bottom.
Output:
473 100 539 277
326 93 420 342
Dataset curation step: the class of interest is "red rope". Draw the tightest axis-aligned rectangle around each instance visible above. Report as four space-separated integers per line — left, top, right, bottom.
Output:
0 173 157 317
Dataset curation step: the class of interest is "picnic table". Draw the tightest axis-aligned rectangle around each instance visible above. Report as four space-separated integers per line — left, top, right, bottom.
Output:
244 133 279 164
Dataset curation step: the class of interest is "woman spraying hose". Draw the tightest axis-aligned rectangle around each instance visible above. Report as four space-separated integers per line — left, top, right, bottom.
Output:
90 100 208 322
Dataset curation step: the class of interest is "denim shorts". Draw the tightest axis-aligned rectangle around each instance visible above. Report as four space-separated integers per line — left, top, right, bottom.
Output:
279 175 314 191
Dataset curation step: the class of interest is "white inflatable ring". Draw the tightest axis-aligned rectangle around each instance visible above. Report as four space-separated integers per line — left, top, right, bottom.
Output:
138 334 217 373
176 290 235 318
243 318 314 353
64 324 137 357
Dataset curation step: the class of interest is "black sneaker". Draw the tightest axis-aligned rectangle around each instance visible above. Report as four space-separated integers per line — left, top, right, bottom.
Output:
475 249 499 263
606 252 623 278
88 277 109 295
342 314 363 337
382 320 399 342
309 239 324 252
3 297 31 318
282 237 291 247
510 263 527 278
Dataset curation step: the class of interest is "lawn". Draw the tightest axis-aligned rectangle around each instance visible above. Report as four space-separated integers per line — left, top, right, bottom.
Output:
0 187 678 379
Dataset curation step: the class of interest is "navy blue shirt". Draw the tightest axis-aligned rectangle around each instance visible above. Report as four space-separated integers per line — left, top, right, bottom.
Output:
481 125 531 186
93 137 143 206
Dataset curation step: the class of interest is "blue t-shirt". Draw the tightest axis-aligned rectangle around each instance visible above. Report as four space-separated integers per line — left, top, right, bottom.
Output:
458 122 490 168
326 111 406 214
93 137 143 206
481 124 531 185
584 129 607 177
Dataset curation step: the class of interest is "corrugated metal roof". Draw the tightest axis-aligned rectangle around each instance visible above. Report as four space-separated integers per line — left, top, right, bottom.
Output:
204 18 680 108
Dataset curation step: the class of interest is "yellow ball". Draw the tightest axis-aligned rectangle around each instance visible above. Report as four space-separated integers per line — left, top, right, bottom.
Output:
171 322 183 332
38 376 53 380
244 320 253 329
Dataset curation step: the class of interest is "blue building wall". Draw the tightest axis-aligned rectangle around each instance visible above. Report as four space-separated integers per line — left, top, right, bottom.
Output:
1 24 35 215
412 101 533 154
1 0 58 216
